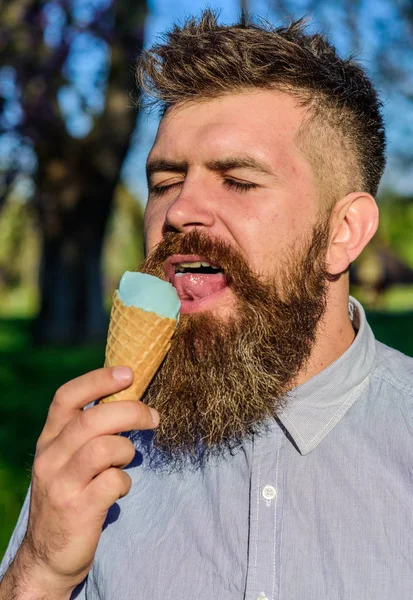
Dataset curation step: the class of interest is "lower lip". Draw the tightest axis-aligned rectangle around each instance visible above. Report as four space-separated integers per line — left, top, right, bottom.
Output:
179 287 232 314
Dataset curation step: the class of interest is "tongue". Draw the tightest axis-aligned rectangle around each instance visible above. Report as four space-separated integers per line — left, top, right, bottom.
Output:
173 273 227 301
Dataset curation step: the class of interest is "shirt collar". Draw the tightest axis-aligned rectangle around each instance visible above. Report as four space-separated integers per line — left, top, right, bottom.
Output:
278 297 376 455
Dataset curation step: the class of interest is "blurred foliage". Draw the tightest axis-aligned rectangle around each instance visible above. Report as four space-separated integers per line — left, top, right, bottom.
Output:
378 194 413 265
102 185 145 307
0 194 40 317
0 184 144 317
0 0 147 201
0 0 147 343
351 191 413 309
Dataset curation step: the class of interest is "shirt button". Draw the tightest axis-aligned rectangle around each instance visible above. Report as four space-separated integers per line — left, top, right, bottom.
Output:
256 594 269 600
262 485 276 501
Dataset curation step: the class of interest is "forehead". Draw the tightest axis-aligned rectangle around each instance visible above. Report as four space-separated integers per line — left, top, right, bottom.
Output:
148 90 311 175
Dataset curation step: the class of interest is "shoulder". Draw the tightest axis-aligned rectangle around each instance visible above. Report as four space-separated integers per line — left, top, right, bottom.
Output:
372 341 413 413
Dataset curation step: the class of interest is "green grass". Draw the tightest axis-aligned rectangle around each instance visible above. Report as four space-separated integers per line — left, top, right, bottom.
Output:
366 311 413 356
0 313 412 561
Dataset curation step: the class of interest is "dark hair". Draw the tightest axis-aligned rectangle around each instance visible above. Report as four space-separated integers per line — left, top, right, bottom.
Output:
137 10 386 203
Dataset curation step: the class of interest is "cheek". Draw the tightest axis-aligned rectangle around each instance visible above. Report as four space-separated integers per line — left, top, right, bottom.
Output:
143 207 162 253
229 214 280 271
235 209 301 276
241 206 284 244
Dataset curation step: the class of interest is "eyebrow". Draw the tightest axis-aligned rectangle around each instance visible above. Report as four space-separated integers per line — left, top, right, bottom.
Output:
205 157 273 176
146 159 188 186
146 155 273 186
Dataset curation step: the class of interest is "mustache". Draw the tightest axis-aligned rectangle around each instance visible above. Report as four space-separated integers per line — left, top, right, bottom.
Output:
140 225 332 307
140 229 266 300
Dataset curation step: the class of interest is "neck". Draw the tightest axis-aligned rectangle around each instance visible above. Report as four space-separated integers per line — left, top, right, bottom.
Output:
296 280 355 386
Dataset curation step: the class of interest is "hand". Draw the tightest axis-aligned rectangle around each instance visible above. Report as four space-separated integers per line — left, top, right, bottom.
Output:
1 366 159 598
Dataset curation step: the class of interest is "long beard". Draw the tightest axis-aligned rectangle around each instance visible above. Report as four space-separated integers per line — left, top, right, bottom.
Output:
137 223 330 464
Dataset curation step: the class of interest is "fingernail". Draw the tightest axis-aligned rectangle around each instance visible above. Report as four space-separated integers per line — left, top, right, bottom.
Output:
112 366 133 381
149 407 160 426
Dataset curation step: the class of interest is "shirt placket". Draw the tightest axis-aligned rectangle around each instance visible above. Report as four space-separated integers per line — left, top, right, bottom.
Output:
244 423 284 600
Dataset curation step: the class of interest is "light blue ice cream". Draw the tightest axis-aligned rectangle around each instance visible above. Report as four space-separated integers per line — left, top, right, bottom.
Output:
117 271 180 321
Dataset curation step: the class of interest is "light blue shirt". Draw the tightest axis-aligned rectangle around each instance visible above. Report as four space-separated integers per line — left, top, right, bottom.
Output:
2 298 413 599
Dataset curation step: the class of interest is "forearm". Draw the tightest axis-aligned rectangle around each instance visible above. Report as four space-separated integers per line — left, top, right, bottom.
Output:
0 547 73 600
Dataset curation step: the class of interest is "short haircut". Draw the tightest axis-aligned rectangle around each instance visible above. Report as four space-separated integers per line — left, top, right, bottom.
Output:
136 10 386 209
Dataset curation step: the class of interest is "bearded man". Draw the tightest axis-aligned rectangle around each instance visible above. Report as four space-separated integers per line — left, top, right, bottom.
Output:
1 10 412 600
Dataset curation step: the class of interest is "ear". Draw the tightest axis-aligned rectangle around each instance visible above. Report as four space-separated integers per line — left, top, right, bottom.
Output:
326 192 379 276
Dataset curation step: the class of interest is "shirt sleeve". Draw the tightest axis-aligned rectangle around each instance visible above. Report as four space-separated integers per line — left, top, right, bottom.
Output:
0 487 30 581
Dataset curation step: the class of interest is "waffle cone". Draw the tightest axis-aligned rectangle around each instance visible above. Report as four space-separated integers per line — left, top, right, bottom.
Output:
101 292 176 403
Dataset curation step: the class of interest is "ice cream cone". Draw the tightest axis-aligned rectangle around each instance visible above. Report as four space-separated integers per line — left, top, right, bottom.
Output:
101 291 176 403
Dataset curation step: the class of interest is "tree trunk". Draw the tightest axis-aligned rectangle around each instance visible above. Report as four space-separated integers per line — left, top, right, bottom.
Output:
33 187 112 345
30 0 147 344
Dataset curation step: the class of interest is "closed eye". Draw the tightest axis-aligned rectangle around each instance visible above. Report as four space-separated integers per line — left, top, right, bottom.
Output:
150 178 258 196
223 179 258 192
150 181 183 197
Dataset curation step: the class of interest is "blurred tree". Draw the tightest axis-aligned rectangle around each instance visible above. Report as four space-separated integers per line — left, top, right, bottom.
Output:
240 0 249 18
351 192 413 308
0 0 147 343
0 193 40 317
102 184 144 303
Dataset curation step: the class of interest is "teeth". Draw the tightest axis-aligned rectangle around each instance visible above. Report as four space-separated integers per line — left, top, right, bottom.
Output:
180 261 202 269
175 261 221 273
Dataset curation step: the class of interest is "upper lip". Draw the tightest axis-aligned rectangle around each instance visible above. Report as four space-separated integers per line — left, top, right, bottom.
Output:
165 255 223 282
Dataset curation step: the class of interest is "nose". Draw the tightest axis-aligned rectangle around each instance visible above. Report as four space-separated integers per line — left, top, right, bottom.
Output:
164 179 215 235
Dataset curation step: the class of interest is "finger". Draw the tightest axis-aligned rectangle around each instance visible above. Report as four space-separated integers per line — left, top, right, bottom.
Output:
40 367 134 444
47 400 159 468
84 468 132 513
58 435 136 494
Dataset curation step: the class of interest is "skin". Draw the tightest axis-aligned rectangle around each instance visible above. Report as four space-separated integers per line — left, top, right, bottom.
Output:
0 90 378 598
